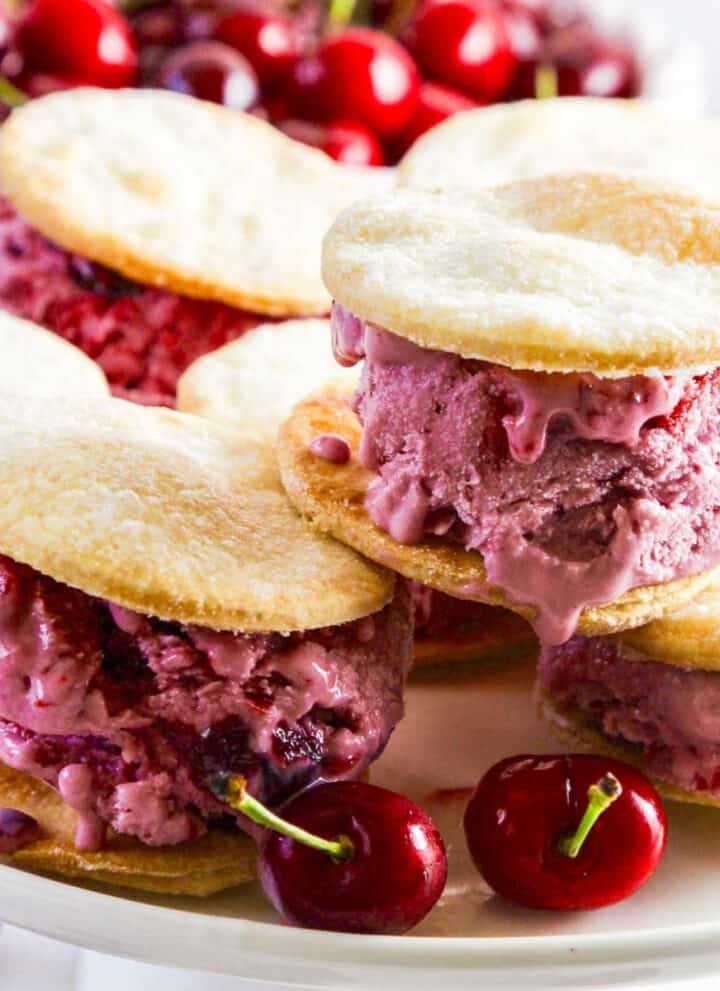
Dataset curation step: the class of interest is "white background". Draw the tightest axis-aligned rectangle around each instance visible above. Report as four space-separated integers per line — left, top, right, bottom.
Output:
3 1 720 989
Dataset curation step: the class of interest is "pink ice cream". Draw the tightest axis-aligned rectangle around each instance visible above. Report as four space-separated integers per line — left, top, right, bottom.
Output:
0 556 412 849
332 303 720 644
0 197 266 405
539 637 720 797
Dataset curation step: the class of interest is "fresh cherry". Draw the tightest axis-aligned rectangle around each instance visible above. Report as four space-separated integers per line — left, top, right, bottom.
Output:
405 0 516 102
214 6 299 91
130 3 184 48
502 1 542 63
17 0 138 89
389 80 476 159
464 754 666 911
154 41 260 112
213 774 447 934
289 27 420 140
278 118 385 166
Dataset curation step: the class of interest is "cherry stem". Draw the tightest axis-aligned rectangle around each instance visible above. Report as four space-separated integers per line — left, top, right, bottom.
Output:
211 773 354 863
0 75 28 109
327 0 359 28
535 64 559 100
558 773 623 859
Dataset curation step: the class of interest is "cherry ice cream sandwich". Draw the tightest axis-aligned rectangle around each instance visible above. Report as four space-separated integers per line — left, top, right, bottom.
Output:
0 88 369 405
539 574 720 807
178 319 534 667
399 99 720 194
0 392 410 894
279 173 720 645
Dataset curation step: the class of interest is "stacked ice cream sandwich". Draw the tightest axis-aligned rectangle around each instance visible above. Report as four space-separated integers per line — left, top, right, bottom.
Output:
178 320 534 667
279 173 720 646
0 87 371 405
0 330 411 893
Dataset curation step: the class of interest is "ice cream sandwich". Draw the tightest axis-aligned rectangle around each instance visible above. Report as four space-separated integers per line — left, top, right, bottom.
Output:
279 173 720 645
538 574 720 807
178 319 534 668
398 98 720 194
0 391 410 894
0 87 369 405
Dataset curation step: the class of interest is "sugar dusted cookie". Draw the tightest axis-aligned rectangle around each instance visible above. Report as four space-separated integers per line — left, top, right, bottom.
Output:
0 88 368 317
399 98 720 195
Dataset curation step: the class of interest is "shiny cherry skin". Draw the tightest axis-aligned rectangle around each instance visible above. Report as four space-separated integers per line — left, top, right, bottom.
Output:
278 118 385 167
258 781 448 934
464 754 667 911
406 0 516 102
17 0 138 88
214 6 299 91
154 40 260 111
389 81 476 159
502 1 542 63
289 28 420 140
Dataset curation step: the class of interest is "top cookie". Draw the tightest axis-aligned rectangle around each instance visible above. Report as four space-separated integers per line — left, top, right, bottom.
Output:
398 98 720 194
0 393 393 633
0 311 108 396
323 173 720 376
177 318 357 441
0 88 369 317
611 575 720 671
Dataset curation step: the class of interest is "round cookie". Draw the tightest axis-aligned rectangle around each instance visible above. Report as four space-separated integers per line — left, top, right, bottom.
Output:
537 686 720 809
0 310 108 397
398 98 720 194
177 318 357 441
323 173 720 376
0 762 255 896
0 88 371 317
278 386 720 639
0 391 393 633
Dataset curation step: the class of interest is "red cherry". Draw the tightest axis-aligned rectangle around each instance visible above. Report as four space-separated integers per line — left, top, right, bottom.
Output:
389 80 477 159
154 41 260 111
279 117 385 167
257 781 447 934
15 71 80 97
464 754 667 911
289 28 420 140
406 0 516 102
17 0 138 88
214 6 299 91
129 3 184 48
502 1 542 62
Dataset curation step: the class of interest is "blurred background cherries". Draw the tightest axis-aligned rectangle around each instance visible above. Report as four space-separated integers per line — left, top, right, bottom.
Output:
0 0 641 163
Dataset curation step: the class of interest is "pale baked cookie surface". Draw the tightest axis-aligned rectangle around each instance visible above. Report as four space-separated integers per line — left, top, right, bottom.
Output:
0 763 255 895
0 392 393 633
399 98 720 194
278 387 718 638
0 310 108 397
177 318 357 441
0 88 368 316
324 173 720 376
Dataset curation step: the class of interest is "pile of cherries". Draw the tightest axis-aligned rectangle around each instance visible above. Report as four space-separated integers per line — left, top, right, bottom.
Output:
0 0 640 166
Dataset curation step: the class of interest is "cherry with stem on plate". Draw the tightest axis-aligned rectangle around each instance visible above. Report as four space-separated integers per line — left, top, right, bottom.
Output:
464 754 667 911
16 0 138 88
212 774 448 934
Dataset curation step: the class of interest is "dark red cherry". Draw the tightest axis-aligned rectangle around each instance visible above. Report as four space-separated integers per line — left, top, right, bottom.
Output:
214 6 299 91
406 0 517 102
279 117 385 166
130 3 184 48
464 754 667 911
154 40 260 111
17 0 138 88
289 27 420 140
389 80 476 159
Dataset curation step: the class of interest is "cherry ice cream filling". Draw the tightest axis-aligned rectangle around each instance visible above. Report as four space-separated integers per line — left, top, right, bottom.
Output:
0 196 268 406
332 303 720 644
539 637 720 797
0 555 412 850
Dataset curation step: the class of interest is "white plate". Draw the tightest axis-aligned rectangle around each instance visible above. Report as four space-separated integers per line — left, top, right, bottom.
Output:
1 656 720 989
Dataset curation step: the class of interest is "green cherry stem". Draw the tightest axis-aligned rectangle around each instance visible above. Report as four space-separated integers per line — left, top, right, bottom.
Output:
0 75 28 108
559 773 623 859
535 63 559 100
211 773 354 863
327 0 360 29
